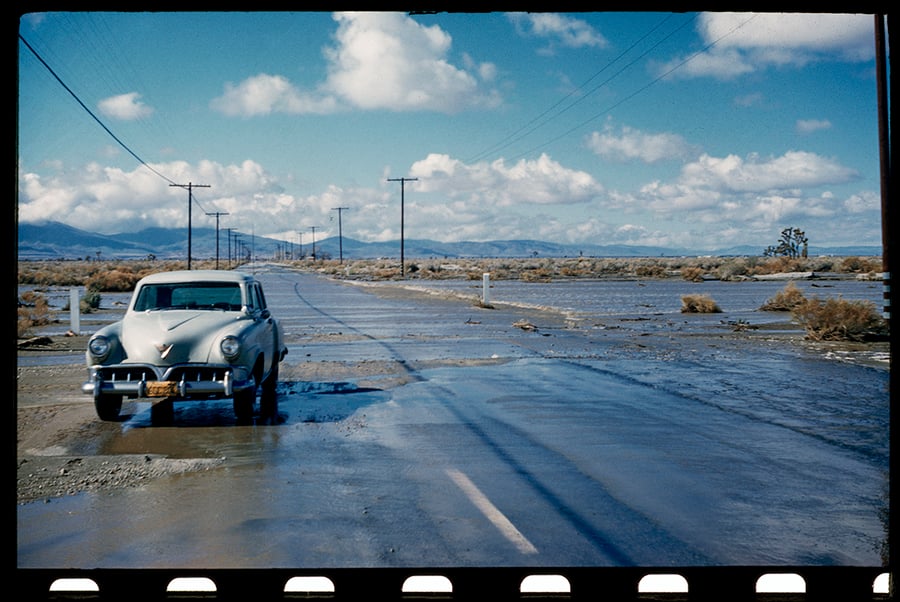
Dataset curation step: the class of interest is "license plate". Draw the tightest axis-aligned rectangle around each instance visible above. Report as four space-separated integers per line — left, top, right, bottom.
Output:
146 381 179 397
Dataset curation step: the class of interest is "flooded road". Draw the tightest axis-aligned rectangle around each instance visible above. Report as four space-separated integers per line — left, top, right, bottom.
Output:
18 265 889 572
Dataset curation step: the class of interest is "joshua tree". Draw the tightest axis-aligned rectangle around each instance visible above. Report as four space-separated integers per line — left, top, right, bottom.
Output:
764 227 808 259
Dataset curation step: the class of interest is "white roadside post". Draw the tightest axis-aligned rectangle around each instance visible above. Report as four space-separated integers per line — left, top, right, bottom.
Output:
70 287 80 334
482 273 491 307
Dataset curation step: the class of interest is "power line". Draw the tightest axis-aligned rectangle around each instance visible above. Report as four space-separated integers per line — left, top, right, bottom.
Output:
504 13 760 163
22 32 227 267
19 33 176 186
466 13 693 164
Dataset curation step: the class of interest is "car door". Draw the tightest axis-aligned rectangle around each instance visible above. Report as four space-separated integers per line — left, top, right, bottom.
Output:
248 281 275 377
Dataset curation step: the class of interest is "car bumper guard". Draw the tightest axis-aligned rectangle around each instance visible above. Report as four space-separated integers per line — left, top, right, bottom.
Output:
83 367 254 400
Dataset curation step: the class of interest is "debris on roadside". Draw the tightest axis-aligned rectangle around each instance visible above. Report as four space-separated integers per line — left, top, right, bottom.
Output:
513 319 538 331
17 336 54 349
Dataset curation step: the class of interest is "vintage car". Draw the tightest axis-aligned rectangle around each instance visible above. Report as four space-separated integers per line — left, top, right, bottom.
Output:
82 270 287 421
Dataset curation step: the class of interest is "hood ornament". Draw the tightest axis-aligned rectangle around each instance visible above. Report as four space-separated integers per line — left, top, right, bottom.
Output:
155 343 174 359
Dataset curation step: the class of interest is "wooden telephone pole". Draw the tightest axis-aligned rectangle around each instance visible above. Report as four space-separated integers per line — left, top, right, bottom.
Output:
206 211 230 269
170 182 210 269
387 177 417 277
332 207 349 264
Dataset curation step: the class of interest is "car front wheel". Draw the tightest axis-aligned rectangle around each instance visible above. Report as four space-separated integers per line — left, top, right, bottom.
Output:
95 394 123 421
233 377 257 422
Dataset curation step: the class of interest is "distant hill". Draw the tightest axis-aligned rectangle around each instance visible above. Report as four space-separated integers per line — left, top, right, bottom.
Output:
16 220 882 261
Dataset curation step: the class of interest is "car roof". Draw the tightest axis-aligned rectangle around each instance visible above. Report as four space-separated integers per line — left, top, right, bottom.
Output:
136 270 255 286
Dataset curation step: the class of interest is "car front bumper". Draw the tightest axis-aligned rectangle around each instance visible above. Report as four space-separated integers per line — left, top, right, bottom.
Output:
82 363 254 400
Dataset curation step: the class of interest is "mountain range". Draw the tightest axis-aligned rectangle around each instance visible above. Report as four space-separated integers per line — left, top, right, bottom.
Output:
16 220 881 261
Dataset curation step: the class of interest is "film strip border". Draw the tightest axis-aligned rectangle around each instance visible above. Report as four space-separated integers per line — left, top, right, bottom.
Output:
17 566 892 600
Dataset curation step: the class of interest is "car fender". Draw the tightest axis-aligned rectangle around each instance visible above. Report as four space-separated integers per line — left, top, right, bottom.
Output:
85 321 125 364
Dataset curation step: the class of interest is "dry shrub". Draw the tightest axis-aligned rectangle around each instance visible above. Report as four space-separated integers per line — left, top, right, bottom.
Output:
85 268 144 292
681 266 705 282
751 256 808 276
792 297 888 341
840 256 882 274
17 292 52 337
716 257 753 281
760 282 807 311
680 294 721 313
635 263 668 278
520 267 552 282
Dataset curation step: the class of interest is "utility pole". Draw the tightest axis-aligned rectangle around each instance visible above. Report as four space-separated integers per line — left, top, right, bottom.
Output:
233 232 243 266
332 207 349 264
310 226 319 260
387 177 417 277
206 211 229 269
224 228 233 267
170 182 210 270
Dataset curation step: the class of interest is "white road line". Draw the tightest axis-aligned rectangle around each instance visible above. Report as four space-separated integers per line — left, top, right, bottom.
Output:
445 468 538 555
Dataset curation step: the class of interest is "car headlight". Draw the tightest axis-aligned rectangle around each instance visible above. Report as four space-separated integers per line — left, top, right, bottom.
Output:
88 335 111 361
220 336 241 360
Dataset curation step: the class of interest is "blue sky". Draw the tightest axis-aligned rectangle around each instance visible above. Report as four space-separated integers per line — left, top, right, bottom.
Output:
17 11 885 252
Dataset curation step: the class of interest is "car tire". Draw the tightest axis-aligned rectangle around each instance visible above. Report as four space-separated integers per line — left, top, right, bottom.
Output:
94 395 123 421
233 379 257 422
260 363 279 417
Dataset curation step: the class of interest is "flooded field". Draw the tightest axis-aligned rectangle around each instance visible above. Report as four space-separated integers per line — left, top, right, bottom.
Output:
396 274 885 320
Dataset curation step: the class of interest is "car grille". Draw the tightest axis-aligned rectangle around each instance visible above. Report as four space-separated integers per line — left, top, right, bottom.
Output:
167 367 231 383
94 366 232 384
95 367 159 382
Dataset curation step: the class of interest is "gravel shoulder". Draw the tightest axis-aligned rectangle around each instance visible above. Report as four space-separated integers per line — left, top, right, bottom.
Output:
16 298 453 505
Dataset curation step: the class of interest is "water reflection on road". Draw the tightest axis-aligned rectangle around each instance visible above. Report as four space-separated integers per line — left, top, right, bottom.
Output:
18 266 889 570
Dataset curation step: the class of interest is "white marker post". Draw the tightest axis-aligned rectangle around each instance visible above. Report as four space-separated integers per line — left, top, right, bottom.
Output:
70 287 80 334
482 273 491 307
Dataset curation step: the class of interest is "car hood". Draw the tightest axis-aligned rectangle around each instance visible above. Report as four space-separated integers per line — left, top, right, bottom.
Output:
121 310 243 365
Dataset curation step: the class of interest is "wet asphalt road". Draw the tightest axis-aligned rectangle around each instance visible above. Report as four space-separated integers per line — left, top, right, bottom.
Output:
17 265 888 570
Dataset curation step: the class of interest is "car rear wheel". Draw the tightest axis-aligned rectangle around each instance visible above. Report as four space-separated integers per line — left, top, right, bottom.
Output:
260 364 279 417
94 395 123 421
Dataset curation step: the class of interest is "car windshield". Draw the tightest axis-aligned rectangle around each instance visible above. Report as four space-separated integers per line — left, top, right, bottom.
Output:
133 282 243 312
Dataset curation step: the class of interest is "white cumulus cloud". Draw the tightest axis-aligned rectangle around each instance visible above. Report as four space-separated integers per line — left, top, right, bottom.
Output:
796 119 832 135
97 92 154 120
586 123 696 163
210 74 337 116
210 12 500 116
507 12 607 51
656 13 875 80
408 152 603 206
678 151 859 193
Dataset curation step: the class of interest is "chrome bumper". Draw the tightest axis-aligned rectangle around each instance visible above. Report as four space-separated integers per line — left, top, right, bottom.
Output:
82 364 253 400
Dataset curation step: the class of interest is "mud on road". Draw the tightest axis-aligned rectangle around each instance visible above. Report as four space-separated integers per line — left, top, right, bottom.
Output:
16 328 478 505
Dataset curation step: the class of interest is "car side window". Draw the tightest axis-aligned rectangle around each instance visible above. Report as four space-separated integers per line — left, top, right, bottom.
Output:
255 284 268 310
246 282 264 312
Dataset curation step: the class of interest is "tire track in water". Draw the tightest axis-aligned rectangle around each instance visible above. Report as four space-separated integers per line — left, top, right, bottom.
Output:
278 269 714 564
282 274 425 383
557 354 888 467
